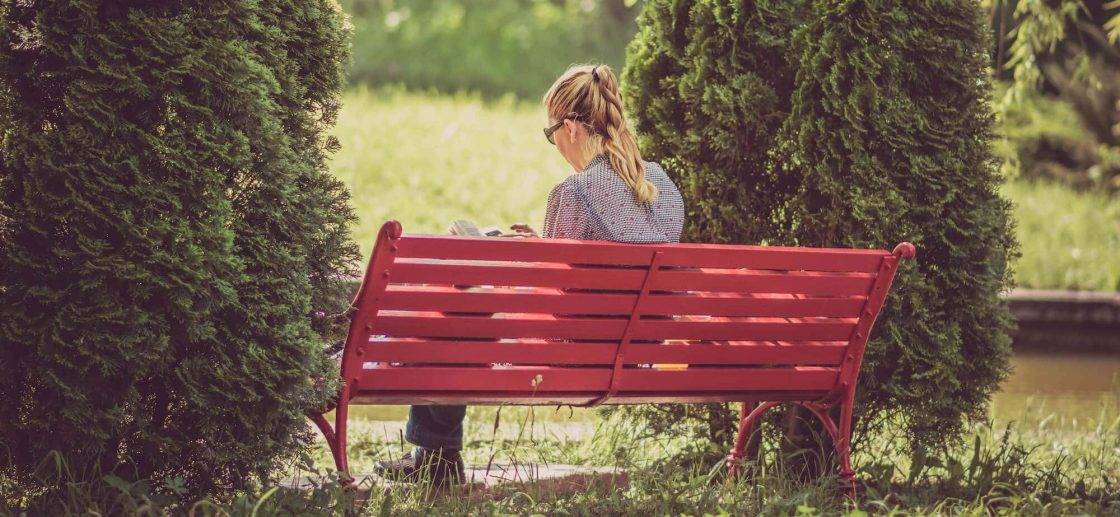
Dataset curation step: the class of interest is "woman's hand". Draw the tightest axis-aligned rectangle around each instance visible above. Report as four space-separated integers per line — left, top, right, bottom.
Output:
508 223 539 238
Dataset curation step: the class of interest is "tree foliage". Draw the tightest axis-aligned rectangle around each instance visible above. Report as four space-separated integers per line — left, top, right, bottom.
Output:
623 0 1018 458
0 0 358 501
342 0 642 99
990 0 1120 192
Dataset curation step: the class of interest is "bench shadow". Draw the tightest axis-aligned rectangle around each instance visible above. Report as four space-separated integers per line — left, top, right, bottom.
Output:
343 465 629 506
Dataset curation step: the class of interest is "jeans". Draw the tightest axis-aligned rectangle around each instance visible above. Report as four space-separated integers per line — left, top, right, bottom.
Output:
405 405 466 450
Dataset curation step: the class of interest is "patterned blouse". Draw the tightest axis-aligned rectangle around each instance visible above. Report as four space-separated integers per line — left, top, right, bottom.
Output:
542 154 684 244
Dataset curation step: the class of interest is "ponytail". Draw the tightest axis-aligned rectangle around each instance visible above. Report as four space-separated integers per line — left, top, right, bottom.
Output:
544 64 658 204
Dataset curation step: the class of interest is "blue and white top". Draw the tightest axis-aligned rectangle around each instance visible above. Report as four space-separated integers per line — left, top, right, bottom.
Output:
542 154 685 244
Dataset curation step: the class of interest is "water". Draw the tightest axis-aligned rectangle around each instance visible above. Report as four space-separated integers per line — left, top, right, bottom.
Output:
344 352 1120 432
991 351 1120 429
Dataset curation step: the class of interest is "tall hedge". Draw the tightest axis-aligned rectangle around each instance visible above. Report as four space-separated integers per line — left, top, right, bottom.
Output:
623 0 1017 457
782 0 1017 450
0 0 358 500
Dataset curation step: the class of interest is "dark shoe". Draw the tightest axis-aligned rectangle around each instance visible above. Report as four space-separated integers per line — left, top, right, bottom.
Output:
374 447 465 486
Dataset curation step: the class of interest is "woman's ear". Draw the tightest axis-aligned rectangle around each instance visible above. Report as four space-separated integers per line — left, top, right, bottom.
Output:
563 119 581 144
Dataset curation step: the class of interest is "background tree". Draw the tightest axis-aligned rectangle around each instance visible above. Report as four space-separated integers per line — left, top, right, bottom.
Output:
623 0 1018 463
0 0 358 502
989 0 1120 193
340 0 643 99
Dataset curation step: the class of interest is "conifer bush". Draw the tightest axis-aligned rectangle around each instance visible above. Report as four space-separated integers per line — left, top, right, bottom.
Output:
623 0 1018 457
782 0 1017 450
0 0 358 501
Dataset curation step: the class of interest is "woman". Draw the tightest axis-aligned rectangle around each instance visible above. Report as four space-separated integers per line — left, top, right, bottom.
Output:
375 64 685 485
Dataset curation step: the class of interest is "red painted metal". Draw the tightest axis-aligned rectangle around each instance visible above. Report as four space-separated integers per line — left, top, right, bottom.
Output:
358 366 839 393
724 241 915 498
396 234 888 271
585 251 664 406
380 285 867 317
349 391 833 405
360 339 848 366
650 269 876 295
306 220 916 498
629 319 857 341
332 220 403 482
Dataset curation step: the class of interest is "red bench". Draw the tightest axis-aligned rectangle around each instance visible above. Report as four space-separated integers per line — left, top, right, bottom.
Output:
310 220 915 493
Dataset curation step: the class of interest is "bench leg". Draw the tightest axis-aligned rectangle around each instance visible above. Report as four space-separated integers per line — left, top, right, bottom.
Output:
800 397 857 500
836 390 857 500
726 401 779 479
308 391 353 484
310 411 341 468
334 386 352 483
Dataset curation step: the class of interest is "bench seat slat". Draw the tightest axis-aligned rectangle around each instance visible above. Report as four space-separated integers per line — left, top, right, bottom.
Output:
380 285 867 318
396 235 887 272
358 366 840 393
360 340 847 366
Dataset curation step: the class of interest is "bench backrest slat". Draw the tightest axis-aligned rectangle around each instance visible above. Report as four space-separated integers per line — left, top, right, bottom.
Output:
379 286 867 318
391 260 648 290
397 234 887 272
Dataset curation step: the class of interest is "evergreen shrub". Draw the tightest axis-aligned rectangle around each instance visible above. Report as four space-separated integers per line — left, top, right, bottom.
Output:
623 0 1018 458
0 0 358 501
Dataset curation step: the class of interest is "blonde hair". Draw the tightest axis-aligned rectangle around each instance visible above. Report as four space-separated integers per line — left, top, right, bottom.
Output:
543 64 657 204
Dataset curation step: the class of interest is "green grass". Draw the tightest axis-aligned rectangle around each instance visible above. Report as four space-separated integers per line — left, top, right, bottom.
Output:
16 402 1116 514
1004 180 1120 291
329 87 567 254
11 399 1117 515
331 88 1120 292
312 401 1119 515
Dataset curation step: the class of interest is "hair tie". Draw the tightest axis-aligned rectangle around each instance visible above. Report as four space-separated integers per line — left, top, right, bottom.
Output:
590 65 600 82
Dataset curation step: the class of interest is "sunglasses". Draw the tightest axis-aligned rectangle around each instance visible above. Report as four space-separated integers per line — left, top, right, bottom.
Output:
543 114 592 145
543 120 565 145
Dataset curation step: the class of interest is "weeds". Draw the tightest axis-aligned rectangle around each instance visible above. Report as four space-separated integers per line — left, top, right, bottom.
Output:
3 402 1118 515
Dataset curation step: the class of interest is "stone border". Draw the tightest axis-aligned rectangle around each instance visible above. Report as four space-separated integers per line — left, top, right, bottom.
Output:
1006 289 1120 352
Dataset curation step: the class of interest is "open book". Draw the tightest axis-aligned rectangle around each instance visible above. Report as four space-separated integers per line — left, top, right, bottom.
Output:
448 219 505 237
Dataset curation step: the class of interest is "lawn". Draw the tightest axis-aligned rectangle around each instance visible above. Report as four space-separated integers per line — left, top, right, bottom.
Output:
1003 180 1120 291
297 395 1119 515
330 87 1120 292
329 87 567 249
